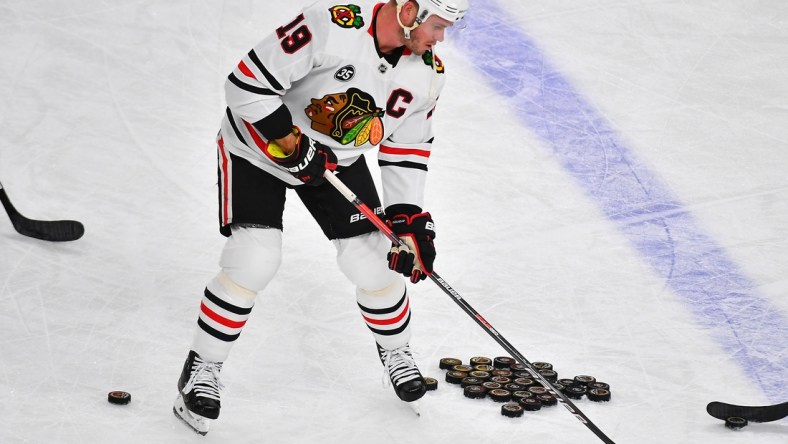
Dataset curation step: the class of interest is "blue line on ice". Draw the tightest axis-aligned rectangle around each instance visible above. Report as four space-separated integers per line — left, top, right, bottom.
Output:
456 0 787 401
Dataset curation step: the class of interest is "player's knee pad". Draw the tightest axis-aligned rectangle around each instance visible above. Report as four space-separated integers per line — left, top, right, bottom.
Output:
335 232 398 291
219 226 282 293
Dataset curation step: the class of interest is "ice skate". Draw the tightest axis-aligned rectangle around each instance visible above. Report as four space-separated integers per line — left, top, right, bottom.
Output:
377 343 426 407
173 350 224 435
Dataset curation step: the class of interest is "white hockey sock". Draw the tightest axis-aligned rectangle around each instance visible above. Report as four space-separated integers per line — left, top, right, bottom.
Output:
191 272 256 362
356 279 411 350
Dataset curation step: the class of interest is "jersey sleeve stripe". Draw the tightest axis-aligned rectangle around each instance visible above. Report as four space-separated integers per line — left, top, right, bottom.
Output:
248 49 285 91
225 108 248 146
379 145 431 158
228 73 279 96
242 120 271 153
378 160 429 171
238 61 257 79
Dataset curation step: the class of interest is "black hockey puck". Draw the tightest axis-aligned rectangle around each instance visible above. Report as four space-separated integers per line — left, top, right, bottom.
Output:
439 358 463 370
564 386 587 399
463 385 487 399
445 371 468 384
490 376 511 385
504 383 525 393
510 363 527 372
537 394 557 407
501 402 524 418
538 369 558 382
469 356 492 367
587 388 611 402
482 382 502 391
489 389 512 403
532 362 553 370
725 417 748 430
468 371 491 381
588 381 610 391
460 377 484 388
558 378 577 388
472 364 494 373
574 375 596 387
451 364 474 373
511 390 534 401
108 391 131 405
527 386 549 396
424 377 438 391
493 356 515 369
491 369 513 378
518 397 542 411
513 378 536 388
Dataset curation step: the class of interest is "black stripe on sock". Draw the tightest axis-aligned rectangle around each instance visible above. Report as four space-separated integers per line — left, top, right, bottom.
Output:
204 288 253 315
378 160 428 171
358 291 407 315
198 318 241 342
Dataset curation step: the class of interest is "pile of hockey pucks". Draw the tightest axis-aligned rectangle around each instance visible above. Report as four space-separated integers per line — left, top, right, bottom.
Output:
439 356 611 418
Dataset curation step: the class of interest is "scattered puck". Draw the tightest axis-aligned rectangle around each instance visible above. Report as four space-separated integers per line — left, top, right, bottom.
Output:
464 385 487 399
518 397 542 411
470 356 492 367
537 394 558 407
587 388 611 402
439 358 462 370
564 386 587 400
461 377 484 388
510 363 527 372
489 389 512 403
528 386 549 396
588 381 610 391
725 417 748 430
451 364 474 373
538 369 558 382
482 382 502 391
558 378 577 388
491 369 513 377
445 371 468 384
532 362 553 370
551 383 566 393
511 390 534 401
574 375 596 387
513 378 536 388
473 364 494 373
107 391 131 405
501 402 524 418
491 376 511 385
424 377 438 391
493 356 515 369
469 371 491 381
504 383 525 393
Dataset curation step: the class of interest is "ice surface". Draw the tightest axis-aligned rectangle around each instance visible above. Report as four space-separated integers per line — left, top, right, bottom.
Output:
1 1 786 443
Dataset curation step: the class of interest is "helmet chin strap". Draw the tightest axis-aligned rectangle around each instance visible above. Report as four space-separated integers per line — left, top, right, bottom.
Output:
396 2 421 39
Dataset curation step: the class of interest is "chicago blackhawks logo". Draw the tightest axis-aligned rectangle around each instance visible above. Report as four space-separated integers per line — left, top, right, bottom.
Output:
305 88 384 147
422 50 445 74
329 4 364 29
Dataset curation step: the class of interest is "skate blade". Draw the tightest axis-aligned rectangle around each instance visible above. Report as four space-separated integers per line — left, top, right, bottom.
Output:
407 400 421 416
173 393 211 435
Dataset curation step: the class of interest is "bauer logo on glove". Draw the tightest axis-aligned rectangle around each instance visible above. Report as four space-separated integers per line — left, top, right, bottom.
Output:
385 204 436 283
264 127 338 186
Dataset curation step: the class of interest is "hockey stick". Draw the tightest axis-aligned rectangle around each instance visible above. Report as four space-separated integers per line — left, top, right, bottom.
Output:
0 181 85 242
707 400 788 423
323 171 616 444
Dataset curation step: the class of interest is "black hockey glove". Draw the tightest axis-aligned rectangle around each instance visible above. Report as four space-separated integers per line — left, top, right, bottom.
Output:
385 204 436 283
264 127 337 186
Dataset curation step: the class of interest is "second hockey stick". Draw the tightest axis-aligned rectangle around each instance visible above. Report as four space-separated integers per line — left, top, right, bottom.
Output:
323 171 616 444
0 180 85 242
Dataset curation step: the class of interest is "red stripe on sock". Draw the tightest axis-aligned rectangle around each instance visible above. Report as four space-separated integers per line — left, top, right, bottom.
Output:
201 302 247 329
362 299 410 326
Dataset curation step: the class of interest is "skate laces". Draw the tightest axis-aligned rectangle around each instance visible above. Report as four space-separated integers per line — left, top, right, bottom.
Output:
379 345 421 388
183 355 224 401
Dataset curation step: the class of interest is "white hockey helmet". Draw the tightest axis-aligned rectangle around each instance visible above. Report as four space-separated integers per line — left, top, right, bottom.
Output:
397 0 469 24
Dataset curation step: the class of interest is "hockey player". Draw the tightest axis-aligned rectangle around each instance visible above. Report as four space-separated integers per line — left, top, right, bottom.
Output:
173 0 469 434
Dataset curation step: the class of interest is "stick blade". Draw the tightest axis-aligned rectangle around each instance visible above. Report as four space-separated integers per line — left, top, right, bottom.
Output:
707 401 788 423
12 217 85 242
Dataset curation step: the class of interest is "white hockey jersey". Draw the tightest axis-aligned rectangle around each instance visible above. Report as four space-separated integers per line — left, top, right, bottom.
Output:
219 0 447 210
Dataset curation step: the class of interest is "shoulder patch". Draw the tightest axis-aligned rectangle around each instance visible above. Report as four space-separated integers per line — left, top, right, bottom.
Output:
422 51 445 74
328 4 365 29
